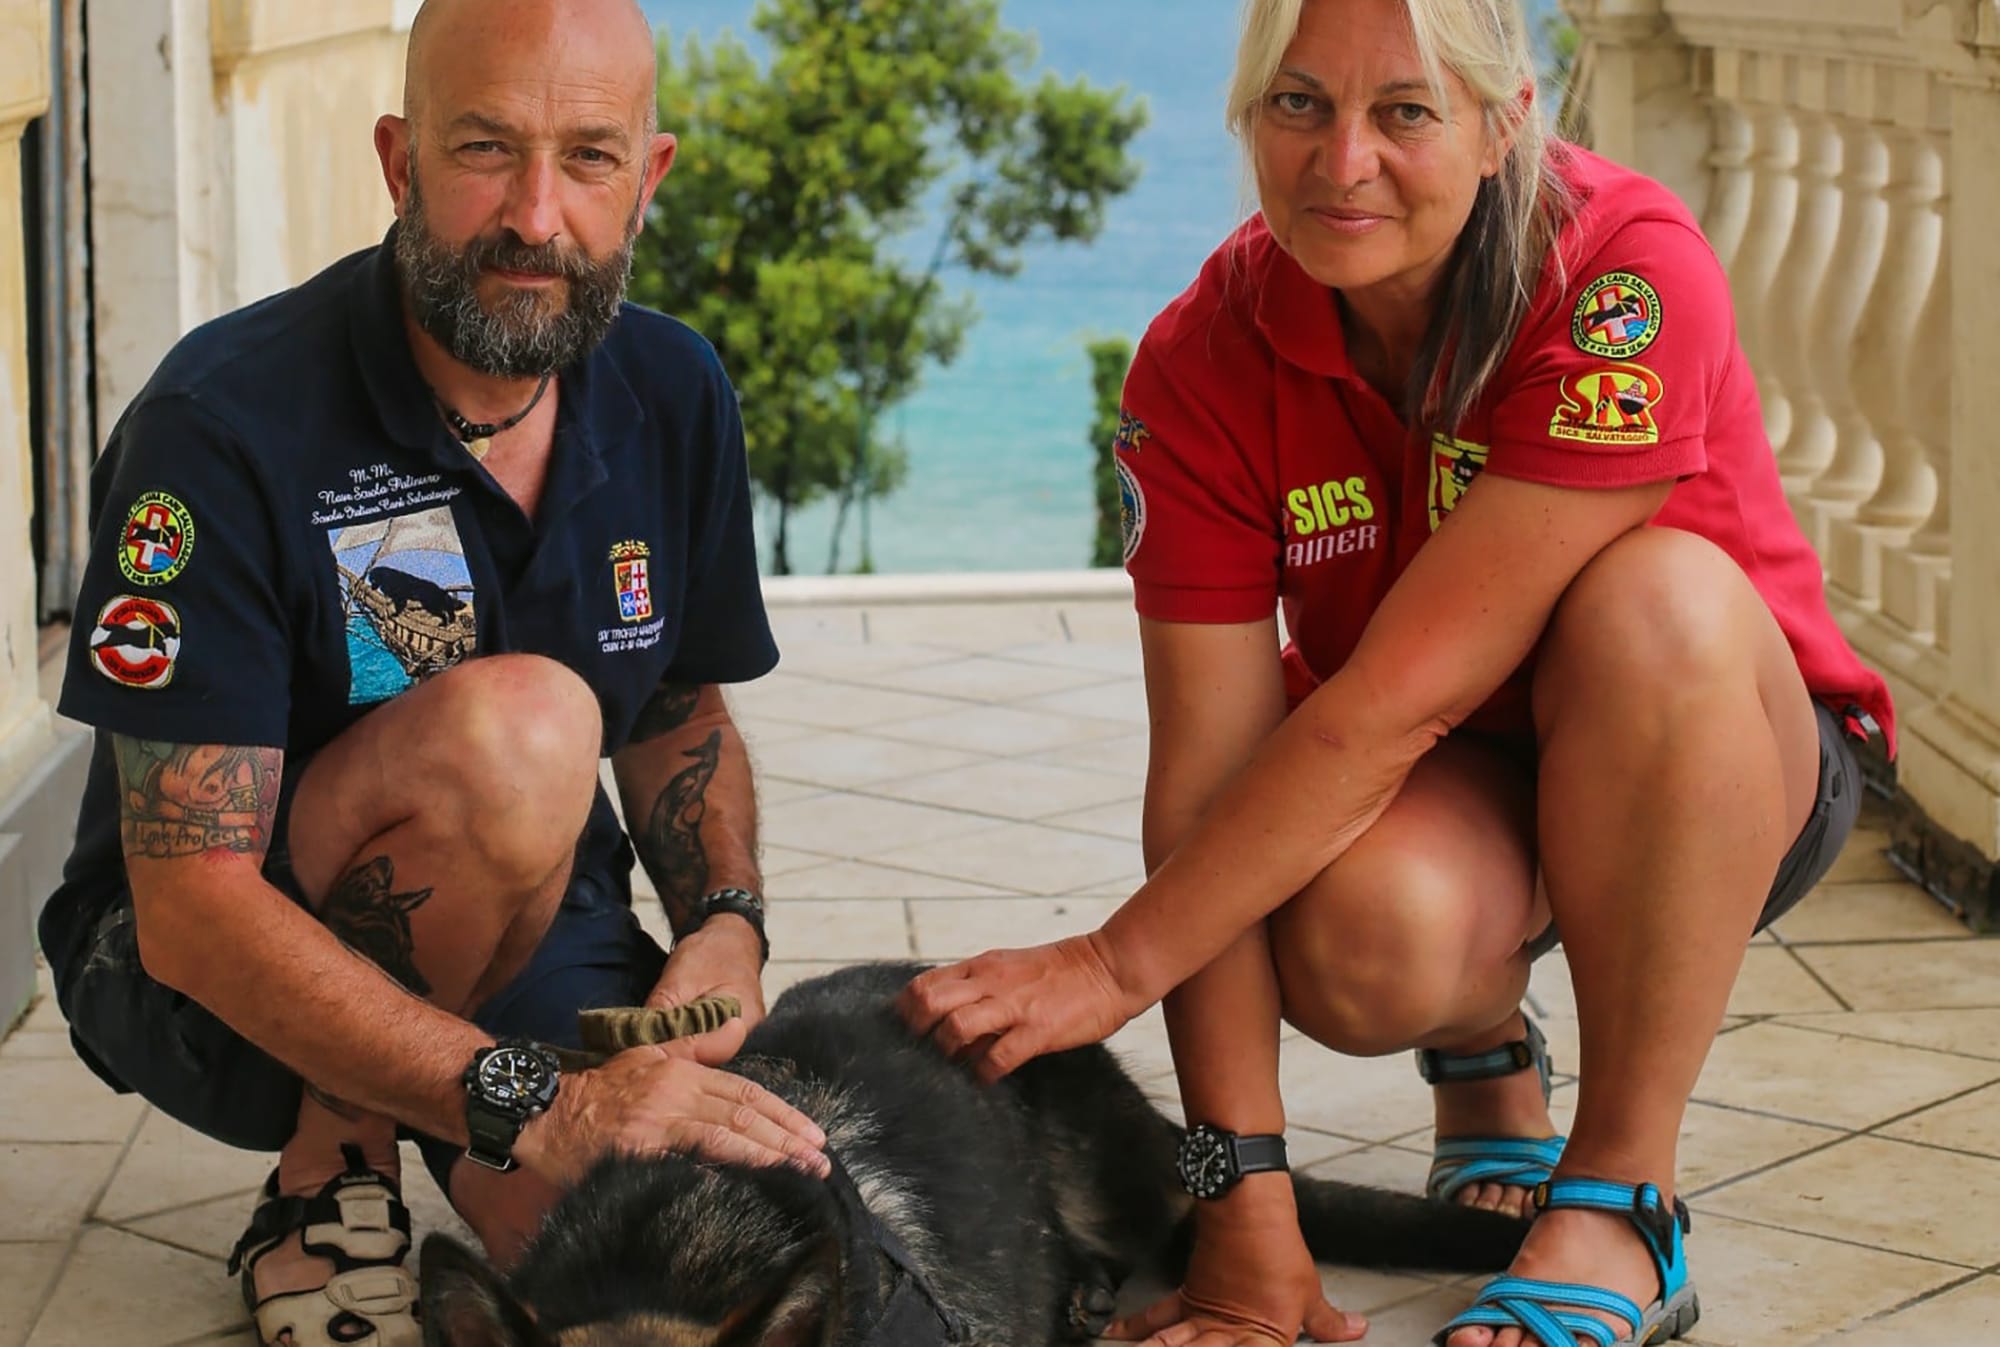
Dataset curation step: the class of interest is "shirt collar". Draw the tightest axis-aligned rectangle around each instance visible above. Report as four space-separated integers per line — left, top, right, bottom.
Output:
1246 220 1364 385
346 223 647 474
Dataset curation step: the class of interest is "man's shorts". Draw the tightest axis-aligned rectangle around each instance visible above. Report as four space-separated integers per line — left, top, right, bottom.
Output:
1526 698 1867 960
51 865 667 1193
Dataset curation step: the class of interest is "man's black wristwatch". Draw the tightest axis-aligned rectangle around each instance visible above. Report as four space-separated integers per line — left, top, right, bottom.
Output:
462 1039 562 1172
682 887 769 965
1176 1124 1290 1199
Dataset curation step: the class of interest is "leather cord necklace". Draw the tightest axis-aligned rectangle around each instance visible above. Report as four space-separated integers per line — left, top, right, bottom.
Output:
433 372 553 461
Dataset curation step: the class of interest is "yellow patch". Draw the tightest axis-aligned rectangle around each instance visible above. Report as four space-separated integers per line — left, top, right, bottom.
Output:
1548 363 1665 446
1428 435 1490 531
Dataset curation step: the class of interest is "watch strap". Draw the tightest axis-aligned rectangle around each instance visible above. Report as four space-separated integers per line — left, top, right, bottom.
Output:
1231 1132 1289 1177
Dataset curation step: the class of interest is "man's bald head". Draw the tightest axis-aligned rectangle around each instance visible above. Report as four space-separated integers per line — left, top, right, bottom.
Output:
402 0 658 139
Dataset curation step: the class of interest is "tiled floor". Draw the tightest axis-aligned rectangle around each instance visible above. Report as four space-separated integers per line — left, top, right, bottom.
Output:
6 596 1999 1346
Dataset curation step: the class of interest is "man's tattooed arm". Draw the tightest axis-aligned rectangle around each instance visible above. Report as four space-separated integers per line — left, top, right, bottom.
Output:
612 678 763 941
113 737 283 861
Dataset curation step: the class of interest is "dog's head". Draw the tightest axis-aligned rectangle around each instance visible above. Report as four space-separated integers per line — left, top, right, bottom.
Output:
420 1155 850 1347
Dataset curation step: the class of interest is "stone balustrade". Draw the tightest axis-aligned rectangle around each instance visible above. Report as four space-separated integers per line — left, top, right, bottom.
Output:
1565 0 2000 922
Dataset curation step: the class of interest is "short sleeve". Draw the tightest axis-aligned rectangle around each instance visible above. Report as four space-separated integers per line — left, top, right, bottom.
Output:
58 395 294 747
1484 220 1727 488
660 370 779 686
1118 335 1280 623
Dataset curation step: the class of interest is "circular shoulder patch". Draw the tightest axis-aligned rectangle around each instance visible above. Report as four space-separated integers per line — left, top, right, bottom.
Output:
1570 272 1663 360
1116 459 1147 565
89 595 183 690
118 490 197 586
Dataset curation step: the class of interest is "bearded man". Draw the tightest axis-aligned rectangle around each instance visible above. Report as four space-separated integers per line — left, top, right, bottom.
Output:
37 3 829 1343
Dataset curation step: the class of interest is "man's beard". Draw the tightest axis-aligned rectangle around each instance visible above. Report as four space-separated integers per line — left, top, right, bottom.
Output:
395 168 638 380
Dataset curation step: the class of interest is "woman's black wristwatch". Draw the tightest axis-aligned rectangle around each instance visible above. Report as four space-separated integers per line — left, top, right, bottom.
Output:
1176 1124 1290 1199
683 887 769 965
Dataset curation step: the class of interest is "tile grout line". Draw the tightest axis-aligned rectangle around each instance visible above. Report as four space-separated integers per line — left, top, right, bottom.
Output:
1781 942 1856 1012
1829 1265 1995 1333
24 1103 153 1342
1677 1204 1986 1273
1771 1015 2000 1064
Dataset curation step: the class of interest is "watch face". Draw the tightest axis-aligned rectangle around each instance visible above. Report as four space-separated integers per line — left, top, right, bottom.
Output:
1178 1126 1235 1199
477 1046 553 1109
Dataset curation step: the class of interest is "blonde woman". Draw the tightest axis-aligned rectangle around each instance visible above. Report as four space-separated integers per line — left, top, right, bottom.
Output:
901 0 1893 1344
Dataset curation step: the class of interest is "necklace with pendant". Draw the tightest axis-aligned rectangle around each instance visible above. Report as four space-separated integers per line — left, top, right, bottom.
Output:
433 372 554 461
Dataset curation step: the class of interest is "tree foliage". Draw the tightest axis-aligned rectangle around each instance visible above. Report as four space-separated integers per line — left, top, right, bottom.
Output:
630 0 1148 574
1087 337 1133 569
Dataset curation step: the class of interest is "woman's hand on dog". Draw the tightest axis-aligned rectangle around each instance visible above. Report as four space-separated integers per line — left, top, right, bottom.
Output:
515 1036 830 1186
897 932 1150 1082
1104 1176 1367 1347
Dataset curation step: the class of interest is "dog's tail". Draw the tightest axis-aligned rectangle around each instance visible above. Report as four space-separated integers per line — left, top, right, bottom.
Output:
1291 1173 1528 1272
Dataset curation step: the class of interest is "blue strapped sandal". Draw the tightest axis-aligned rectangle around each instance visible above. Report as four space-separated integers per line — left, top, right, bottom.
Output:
1417 1014 1568 1204
1433 1178 1700 1347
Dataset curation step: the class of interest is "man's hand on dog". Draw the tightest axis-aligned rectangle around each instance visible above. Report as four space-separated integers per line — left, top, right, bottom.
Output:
514 1032 830 1186
899 932 1149 1083
646 915 768 1058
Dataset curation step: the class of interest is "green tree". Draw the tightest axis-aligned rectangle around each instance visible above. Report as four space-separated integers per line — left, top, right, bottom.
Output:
1087 337 1133 569
632 0 1148 574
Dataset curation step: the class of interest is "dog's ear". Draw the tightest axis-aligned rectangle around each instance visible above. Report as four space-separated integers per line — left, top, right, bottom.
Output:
420 1232 550 1347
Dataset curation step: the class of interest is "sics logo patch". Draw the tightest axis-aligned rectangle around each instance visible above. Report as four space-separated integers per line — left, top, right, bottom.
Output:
1549 364 1666 446
119 491 196 587
1571 271 1663 360
1428 436 1491 532
90 595 183 689
610 541 653 623
1116 459 1146 564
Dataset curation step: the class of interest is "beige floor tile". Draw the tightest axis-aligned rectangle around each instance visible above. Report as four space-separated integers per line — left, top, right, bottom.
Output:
24 1226 244 1347
849 655 1116 704
1692 1022 2000 1129
1878 1080 2000 1158
882 824 1141 894
877 704 1130 757
766 609 868 645
118 1190 260 1262
1772 882 1970 944
765 962 860 1001
774 860 1014 900
907 897 1121 960
1806 1274 2000 1344
1278 1038 1435 1144
992 639 1146 677
0 1142 121 1241
1017 681 1151 726
1049 796 1145 842
0 1243 64 1347
1726 946 1848 1015
1301 1143 1438 1194
735 718 820 748
761 792 996 859
727 673 969 732
1675 1211 1966 1346
862 604 1069 651
1333 1283 1479 1346
95 1110 276 1224
19 992 64 1033
1670 1102 1846 1194
763 900 913 962
1056 601 1141 643
1699 1136 2000 1267
1797 939 2000 1012
750 731 986 790
767 636 957 675
0 1032 77 1062
1030 732 1153 778
871 758 1137 822
1821 830 1902 885
757 846 832 877
1317 1265 1451 1320
0 1058 145 1144
1775 1008 2000 1061
752 777 827 808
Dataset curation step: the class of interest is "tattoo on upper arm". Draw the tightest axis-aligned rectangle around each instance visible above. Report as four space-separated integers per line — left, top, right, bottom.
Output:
640 729 723 936
114 739 283 861
627 681 703 745
319 856 435 997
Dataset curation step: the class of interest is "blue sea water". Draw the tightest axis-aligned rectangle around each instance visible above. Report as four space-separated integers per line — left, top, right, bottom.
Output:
640 1 1560 574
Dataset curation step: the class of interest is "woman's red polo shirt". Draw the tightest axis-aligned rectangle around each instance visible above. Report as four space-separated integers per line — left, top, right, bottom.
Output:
1115 144 1895 754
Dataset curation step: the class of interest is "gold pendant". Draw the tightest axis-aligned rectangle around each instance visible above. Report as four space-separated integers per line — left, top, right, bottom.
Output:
466 436 492 461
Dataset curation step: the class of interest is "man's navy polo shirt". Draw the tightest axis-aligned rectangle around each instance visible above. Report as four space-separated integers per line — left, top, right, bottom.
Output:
40 226 778 975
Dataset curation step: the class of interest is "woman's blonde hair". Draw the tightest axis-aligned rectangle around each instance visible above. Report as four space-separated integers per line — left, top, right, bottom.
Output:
1226 0 1574 441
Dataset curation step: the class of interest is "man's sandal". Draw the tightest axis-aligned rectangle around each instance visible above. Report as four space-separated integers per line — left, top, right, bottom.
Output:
226 1144 420 1347
1416 1014 1568 1204
1432 1178 1700 1347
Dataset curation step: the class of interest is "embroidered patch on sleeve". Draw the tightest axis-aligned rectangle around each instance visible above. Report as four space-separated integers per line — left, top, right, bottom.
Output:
1571 272 1663 360
1549 363 1665 446
1116 459 1147 564
118 491 196 586
1428 435 1491 531
1113 410 1152 455
90 595 183 689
